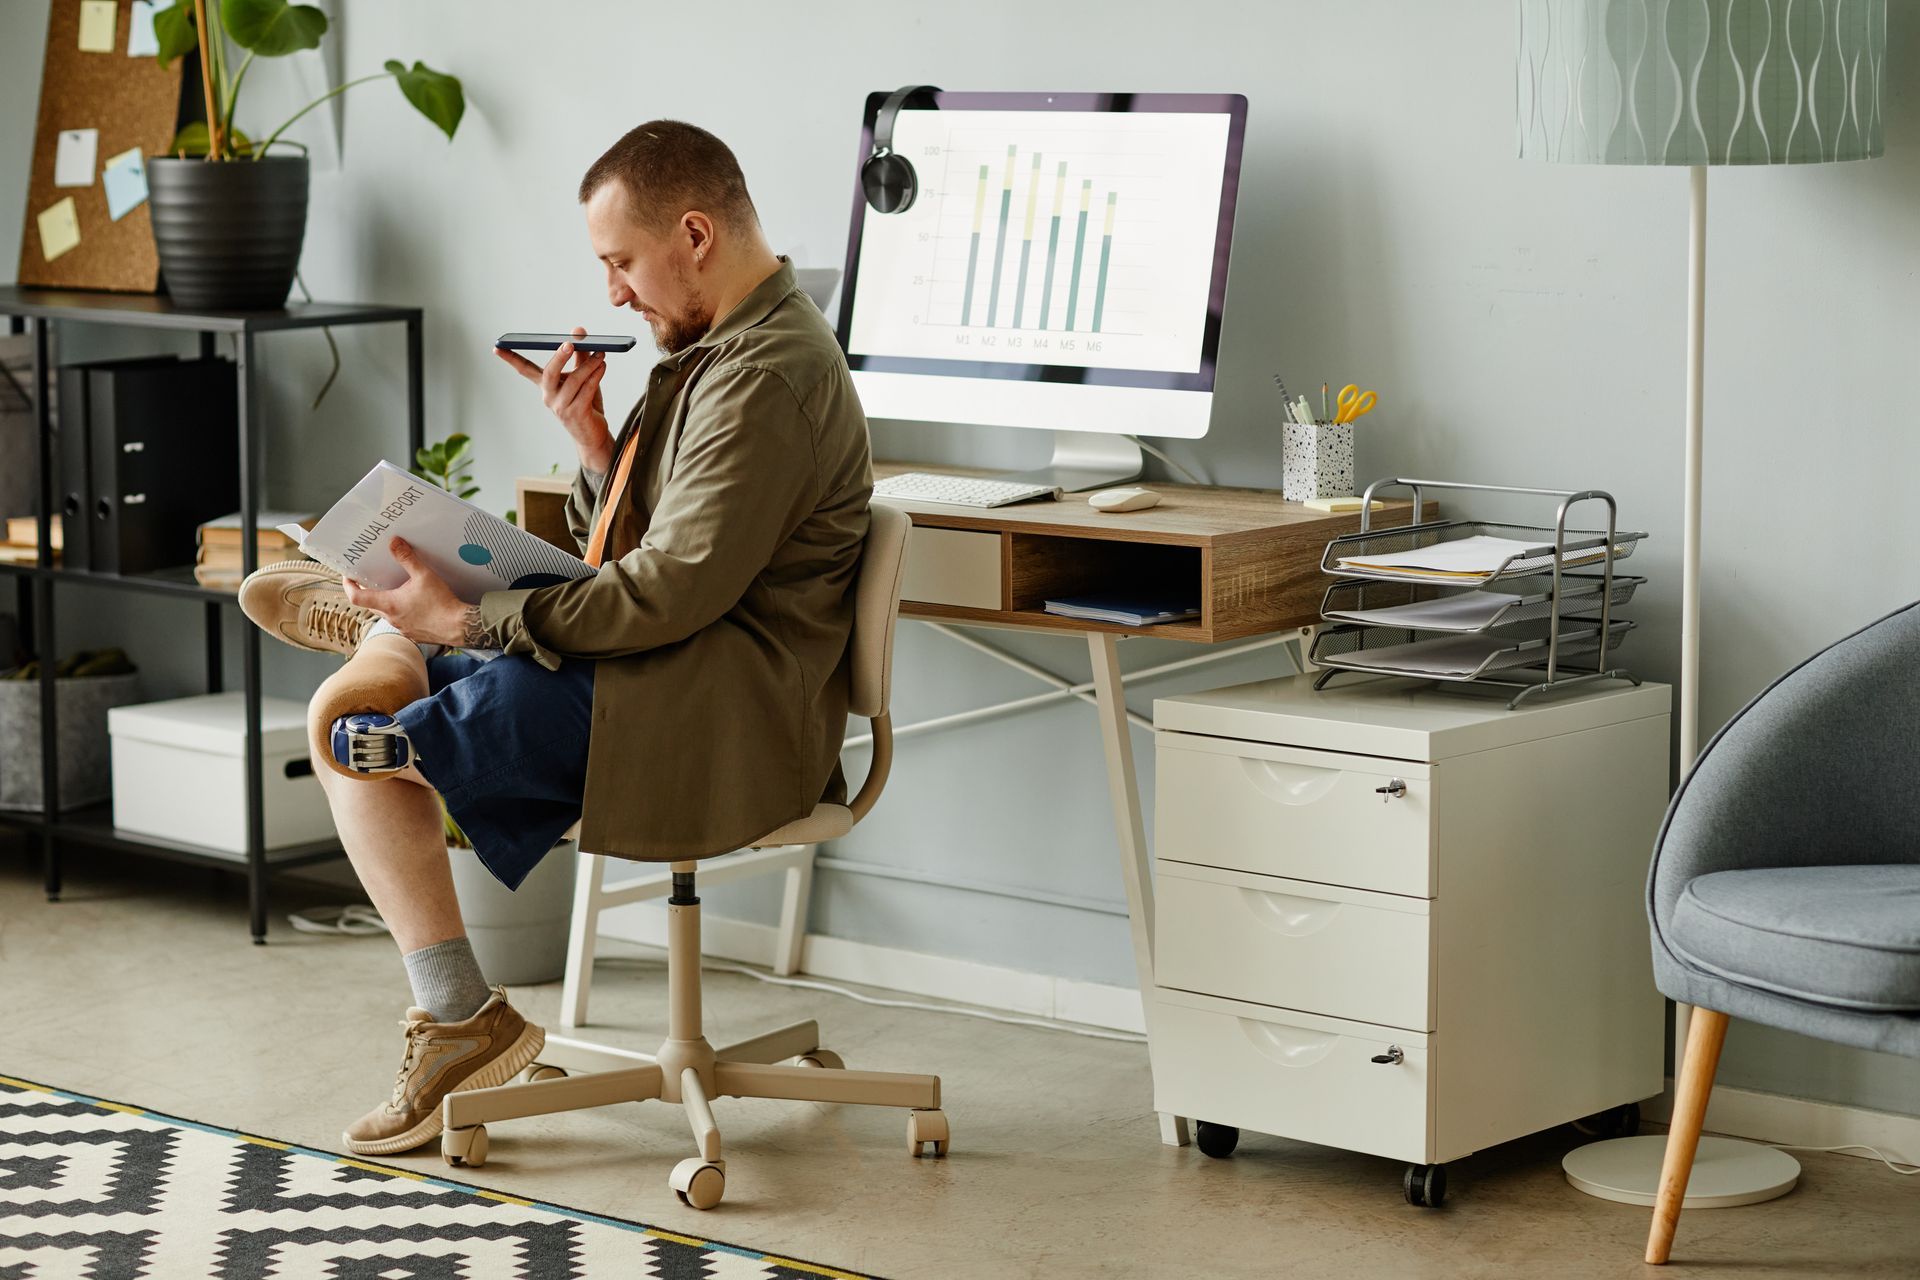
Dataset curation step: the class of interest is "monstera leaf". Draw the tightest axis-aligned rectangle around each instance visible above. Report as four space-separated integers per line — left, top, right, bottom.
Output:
152 0 200 69
169 121 253 156
385 60 465 140
221 0 327 56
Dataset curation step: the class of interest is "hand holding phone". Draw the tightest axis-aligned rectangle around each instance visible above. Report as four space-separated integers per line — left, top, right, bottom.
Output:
493 325 617 474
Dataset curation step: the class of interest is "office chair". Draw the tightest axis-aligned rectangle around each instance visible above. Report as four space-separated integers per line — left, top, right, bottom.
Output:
438 502 945 1210
1644 601 1920 1263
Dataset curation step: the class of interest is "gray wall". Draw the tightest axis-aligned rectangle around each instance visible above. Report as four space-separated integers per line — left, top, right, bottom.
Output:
5 0 1916 1117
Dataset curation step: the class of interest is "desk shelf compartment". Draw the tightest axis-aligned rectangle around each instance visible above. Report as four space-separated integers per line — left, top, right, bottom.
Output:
1007 533 1203 627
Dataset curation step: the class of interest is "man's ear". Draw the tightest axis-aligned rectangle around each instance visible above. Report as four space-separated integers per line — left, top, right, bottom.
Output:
683 211 716 265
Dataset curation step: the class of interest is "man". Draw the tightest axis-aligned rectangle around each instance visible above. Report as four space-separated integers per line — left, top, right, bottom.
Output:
239 121 873 1157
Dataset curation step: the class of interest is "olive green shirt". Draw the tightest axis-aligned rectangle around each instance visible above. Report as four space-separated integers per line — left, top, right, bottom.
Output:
476 259 873 861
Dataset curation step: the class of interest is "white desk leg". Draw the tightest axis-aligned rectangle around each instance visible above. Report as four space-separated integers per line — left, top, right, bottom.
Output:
1087 632 1188 1147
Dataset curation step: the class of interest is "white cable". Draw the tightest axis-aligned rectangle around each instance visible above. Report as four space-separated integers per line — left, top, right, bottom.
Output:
600 955 1147 1045
1766 1143 1920 1176
286 904 391 936
1124 434 1206 486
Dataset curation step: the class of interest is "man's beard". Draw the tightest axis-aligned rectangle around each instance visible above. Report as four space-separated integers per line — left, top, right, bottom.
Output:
649 259 712 354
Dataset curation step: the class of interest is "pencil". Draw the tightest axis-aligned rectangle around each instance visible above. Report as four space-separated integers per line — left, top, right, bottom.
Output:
1321 383 1329 423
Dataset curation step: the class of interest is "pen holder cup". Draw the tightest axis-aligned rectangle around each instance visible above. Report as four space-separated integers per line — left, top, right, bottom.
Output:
1282 420 1355 503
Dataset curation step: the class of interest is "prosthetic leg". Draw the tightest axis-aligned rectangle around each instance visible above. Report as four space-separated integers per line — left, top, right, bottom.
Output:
308 633 431 781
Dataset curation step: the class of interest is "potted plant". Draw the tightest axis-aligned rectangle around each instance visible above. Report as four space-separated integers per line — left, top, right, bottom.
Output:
414 434 577 983
147 0 463 309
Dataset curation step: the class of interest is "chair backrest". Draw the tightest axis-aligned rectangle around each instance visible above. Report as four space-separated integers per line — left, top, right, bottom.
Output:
848 502 910 719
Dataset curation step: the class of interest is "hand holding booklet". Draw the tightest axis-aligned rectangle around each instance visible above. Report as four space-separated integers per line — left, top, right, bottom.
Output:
282 461 594 602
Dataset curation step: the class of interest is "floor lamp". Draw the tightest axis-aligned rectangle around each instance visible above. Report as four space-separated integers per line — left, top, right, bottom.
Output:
1516 0 1887 1207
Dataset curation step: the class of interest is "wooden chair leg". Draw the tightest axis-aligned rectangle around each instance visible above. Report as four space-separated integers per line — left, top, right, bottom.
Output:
1646 1007 1731 1265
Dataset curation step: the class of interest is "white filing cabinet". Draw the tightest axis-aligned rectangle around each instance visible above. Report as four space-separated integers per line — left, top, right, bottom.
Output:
1149 674 1671 1205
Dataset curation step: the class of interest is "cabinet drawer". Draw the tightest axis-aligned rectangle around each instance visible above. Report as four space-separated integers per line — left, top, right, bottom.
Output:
1154 731 1434 896
899 527 1003 610
1151 990 1431 1164
1156 862 1432 1031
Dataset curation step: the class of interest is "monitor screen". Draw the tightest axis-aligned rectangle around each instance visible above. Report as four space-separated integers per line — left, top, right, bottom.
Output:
837 92 1247 439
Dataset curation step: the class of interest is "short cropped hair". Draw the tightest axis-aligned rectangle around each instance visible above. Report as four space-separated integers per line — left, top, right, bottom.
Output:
578 120 759 233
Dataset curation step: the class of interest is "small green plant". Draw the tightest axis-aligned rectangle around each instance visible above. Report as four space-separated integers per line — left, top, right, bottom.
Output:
412 433 478 501
154 0 463 160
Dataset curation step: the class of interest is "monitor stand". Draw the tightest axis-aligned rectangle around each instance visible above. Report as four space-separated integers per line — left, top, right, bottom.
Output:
1001 430 1143 493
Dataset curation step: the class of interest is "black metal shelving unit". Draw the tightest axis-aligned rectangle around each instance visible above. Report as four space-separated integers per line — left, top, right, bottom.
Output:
0 286 424 942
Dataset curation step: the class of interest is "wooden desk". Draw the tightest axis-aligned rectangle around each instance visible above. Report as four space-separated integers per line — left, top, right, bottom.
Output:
876 463 1427 1145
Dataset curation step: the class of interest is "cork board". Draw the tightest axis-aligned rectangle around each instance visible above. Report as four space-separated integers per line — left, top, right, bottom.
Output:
16 0 184 292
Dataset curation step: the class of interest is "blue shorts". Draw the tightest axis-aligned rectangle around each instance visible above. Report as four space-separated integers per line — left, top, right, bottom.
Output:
393 651 595 891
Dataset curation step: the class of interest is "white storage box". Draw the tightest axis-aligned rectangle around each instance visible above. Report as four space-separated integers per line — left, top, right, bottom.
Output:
108 693 334 855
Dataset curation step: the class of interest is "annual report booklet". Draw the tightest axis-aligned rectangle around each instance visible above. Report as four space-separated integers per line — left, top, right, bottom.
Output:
281 460 593 602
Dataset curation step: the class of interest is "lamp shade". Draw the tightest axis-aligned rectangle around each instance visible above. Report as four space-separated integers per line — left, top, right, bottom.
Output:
1518 0 1886 164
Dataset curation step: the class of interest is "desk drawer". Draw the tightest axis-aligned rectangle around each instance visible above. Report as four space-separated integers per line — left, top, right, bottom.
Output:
899 527 1003 610
1155 732 1434 897
1151 990 1431 1164
1156 862 1432 1031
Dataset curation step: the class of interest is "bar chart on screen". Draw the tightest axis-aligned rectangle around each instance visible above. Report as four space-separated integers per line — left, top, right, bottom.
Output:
846 108 1234 376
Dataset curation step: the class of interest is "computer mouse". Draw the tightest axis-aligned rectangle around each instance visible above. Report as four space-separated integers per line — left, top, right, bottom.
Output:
1088 486 1162 513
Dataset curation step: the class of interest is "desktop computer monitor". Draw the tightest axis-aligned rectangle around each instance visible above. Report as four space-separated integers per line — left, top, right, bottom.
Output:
836 91 1248 490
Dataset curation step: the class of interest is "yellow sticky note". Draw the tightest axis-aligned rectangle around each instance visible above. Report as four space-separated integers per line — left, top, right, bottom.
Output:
78 0 118 52
38 197 81 262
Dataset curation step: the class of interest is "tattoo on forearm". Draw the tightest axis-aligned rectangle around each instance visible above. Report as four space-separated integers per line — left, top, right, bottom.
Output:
582 465 606 496
461 605 493 649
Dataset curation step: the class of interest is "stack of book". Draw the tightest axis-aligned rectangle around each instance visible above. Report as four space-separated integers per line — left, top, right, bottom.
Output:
194 512 313 590
0 515 58 565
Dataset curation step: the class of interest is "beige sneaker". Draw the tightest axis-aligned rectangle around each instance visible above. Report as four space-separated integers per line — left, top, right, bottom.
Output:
238 560 377 655
342 986 545 1157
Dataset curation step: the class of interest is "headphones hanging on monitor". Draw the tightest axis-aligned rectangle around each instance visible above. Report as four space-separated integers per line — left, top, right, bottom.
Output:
861 84 941 214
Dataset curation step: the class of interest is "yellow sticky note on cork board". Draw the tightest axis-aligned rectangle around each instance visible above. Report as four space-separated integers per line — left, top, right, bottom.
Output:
37 197 82 262
78 0 118 52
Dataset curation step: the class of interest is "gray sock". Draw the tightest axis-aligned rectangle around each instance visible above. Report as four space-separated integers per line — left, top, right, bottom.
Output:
401 936 493 1024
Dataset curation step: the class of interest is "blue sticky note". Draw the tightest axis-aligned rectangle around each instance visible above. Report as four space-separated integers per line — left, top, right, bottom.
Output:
102 147 147 220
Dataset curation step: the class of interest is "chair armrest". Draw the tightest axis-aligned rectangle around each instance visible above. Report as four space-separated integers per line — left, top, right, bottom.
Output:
847 714 893 825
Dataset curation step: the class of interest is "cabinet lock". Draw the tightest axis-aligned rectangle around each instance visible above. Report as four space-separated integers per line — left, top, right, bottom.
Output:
1370 1046 1405 1066
1375 779 1407 802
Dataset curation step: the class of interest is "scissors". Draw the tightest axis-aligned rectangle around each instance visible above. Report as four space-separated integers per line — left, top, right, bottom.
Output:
1334 383 1378 424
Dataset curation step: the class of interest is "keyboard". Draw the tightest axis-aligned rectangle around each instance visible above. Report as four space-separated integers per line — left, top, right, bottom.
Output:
872 471 1061 508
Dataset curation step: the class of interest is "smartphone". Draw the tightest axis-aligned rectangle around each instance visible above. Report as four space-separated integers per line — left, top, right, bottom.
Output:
495 332 638 354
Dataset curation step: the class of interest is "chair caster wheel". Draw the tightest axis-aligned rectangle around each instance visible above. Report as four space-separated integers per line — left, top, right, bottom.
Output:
669 1157 725 1210
525 1063 568 1083
795 1049 845 1069
1572 1101 1640 1139
907 1108 949 1157
1403 1162 1447 1207
1195 1121 1239 1159
443 1124 488 1169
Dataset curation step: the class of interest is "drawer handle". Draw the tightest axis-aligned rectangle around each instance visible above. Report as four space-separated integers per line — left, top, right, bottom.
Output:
1238 887 1341 936
1237 1019 1338 1068
1371 1046 1406 1066
1375 779 1407 802
1238 757 1340 805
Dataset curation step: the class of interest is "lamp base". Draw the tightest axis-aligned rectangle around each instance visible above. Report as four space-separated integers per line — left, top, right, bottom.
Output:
1563 1134 1799 1207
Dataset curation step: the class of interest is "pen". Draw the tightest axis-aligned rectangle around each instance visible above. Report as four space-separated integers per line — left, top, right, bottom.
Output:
1321 383 1329 424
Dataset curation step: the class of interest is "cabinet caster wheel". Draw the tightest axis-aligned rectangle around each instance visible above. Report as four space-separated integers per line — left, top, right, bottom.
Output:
795 1049 845 1069
442 1124 488 1169
907 1108 949 1157
1403 1162 1447 1207
1194 1121 1239 1159
669 1157 725 1210
524 1063 568 1083
1572 1101 1640 1140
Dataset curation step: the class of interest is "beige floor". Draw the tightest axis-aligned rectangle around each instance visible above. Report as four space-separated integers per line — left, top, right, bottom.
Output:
2 845 1915 1279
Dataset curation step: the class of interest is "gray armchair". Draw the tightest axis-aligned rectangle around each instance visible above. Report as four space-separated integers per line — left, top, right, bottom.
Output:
1644 601 1920 1263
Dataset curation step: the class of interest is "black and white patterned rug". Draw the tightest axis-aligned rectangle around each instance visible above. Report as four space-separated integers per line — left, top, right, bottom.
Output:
0 1073 880 1279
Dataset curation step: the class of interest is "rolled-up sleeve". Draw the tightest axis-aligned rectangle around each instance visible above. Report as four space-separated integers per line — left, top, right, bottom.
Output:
476 364 818 665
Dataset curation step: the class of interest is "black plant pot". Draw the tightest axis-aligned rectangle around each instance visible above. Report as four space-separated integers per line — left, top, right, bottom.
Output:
149 155 309 310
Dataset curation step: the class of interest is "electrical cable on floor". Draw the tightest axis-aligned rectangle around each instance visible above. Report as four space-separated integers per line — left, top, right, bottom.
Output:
286 905 391 936
598 954 1149 1045
1765 1143 1920 1176
1123 434 1206 485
